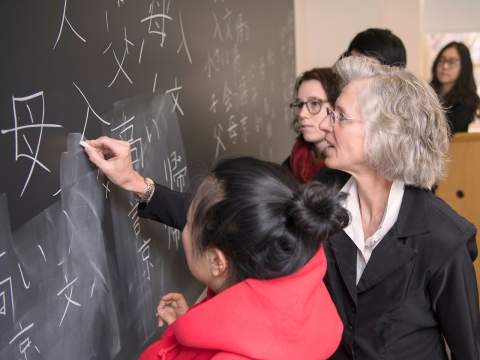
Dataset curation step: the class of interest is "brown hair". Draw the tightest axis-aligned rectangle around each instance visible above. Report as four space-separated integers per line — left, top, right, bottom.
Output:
291 68 341 137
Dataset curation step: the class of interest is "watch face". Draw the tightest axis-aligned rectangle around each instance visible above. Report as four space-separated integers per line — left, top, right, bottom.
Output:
145 177 154 186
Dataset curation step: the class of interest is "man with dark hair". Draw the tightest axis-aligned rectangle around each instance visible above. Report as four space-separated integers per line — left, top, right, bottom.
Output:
343 28 407 67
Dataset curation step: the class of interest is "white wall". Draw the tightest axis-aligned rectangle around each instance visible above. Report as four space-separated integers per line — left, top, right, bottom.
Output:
424 0 480 33
294 0 423 76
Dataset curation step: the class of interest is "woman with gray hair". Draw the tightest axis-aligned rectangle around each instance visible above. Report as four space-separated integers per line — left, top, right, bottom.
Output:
319 56 479 359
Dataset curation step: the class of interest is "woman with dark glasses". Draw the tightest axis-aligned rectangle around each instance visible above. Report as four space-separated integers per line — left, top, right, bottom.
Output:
285 68 350 187
431 42 480 134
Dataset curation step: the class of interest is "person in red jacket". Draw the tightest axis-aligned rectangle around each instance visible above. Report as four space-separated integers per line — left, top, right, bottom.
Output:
284 68 350 188
85 144 349 360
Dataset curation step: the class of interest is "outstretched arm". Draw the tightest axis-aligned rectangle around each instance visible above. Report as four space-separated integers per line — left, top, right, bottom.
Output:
84 136 149 198
84 136 191 230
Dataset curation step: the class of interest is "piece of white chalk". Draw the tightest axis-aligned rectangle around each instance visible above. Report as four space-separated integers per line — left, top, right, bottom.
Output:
79 140 93 149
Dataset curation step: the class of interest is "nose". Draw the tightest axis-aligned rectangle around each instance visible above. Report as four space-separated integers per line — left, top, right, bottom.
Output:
319 114 332 133
298 103 310 118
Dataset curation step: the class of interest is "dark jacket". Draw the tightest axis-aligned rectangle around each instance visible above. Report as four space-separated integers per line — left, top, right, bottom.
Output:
139 184 480 360
447 102 476 134
325 186 479 359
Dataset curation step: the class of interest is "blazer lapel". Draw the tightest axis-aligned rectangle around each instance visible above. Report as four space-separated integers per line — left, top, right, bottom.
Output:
357 186 430 293
356 227 417 293
328 231 358 303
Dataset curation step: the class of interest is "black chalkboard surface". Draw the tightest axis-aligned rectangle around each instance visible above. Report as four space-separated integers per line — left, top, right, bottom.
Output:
0 1 296 358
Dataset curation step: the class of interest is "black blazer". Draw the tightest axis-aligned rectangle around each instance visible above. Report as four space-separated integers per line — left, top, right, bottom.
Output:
446 102 476 135
325 186 479 359
139 184 480 360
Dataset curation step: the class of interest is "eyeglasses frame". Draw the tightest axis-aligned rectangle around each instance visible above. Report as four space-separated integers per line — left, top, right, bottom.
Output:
325 107 364 125
289 98 327 116
437 57 461 67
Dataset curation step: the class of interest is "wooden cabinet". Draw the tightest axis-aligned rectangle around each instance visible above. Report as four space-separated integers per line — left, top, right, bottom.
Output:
435 133 480 298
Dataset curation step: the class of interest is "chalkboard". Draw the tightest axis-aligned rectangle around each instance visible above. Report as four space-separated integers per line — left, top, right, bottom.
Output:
0 1 296 358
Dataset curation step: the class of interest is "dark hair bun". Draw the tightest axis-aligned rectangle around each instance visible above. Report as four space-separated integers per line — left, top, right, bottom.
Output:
191 157 351 284
288 182 350 244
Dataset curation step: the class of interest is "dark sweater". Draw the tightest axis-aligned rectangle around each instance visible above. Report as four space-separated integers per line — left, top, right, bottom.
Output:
447 102 476 134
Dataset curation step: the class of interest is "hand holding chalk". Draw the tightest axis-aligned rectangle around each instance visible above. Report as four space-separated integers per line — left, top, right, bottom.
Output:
156 293 189 327
79 140 94 149
82 136 145 194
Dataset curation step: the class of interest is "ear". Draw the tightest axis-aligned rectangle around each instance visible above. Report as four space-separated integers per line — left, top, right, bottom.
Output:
207 248 228 277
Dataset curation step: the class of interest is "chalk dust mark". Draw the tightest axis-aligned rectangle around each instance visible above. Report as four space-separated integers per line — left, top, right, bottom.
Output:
166 78 184 115
124 27 134 54
138 237 151 253
73 83 110 124
103 42 112 54
152 119 160 139
0 277 14 319
22 134 33 155
146 126 152 142
38 245 46 261
57 277 78 296
18 263 30 289
1 124 61 134
26 103 34 123
213 13 223 41
81 106 89 140
53 0 86 49
108 48 133 87
111 115 135 132
9 323 34 344
139 39 145 64
63 210 73 225
127 202 139 219
177 12 192 64
102 181 110 199
140 14 172 22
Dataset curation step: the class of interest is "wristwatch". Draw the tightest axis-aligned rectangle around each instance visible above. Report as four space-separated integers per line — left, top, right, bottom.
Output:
135 177 155 203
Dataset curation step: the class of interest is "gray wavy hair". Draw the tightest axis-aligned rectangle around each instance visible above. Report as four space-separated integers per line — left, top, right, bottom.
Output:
333 57 450 189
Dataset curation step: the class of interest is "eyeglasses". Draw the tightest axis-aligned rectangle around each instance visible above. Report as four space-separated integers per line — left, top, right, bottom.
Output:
289 98 326 117
437 57 461 67
325 107 363 124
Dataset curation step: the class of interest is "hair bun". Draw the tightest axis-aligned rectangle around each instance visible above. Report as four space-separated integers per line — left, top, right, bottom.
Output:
287 182 350 244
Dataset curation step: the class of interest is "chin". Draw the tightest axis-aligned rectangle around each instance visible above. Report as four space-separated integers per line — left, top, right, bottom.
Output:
303 136 323 145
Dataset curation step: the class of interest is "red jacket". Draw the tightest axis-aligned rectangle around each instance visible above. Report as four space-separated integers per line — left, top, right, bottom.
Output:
139 246 342 360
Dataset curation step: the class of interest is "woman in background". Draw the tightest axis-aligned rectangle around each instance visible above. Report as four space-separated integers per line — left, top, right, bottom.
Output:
431 41 480 134
84 140 349 360
285 68 349 187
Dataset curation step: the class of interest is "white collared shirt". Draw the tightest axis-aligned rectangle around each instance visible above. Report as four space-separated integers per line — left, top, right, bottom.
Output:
340 177 405 285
